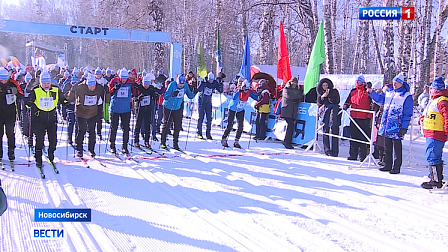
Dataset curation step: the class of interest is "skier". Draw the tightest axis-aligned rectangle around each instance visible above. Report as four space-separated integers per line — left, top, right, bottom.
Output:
67 73 104 157
0 67 24 162
149 73 164 141
420 77 448 189
254 79 271 141
26 71 67 167
20 72 33 147
221 79 257 148
160 74 196 150
63 74 78 145
94 67 108 139
197 72 222 140
134 74 157 149
108 68 135 155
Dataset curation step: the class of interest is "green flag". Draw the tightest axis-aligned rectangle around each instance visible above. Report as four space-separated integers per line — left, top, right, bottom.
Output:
304 20 325 94
197 39 207 78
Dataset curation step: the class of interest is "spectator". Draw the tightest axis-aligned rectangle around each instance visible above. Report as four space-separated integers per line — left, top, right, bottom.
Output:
417 85 430 113
368 73 413 174
371 81 387 166
317 78 341 157
420 77 448 189
280 77 303 149
343 75 372 161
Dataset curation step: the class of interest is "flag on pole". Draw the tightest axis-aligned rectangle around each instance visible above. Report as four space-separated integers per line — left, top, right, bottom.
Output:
238 35 251 80
197 40 207 78
215 28 223 74
304 20 325 94
277 21 292 85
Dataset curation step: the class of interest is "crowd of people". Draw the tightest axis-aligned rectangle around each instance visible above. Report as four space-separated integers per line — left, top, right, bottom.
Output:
0 63 446 189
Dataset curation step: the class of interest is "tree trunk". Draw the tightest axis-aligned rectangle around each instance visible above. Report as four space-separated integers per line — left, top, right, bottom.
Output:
298 0 317 59
259 1 275 65
359 0 371 74
240 0 248 45
352 27 360 74
339 2 349 73
398 0 414 81
323 0 334 73
434 0 446 77
370 20 384 74
182 0 189 73
152 1 164 71
331 0 338 73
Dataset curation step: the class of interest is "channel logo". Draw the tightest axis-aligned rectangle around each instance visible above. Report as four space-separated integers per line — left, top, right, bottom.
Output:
359 7 415 20
31 227 66 240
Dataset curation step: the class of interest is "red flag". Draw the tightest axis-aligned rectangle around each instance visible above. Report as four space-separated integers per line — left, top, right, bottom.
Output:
277 21 292 84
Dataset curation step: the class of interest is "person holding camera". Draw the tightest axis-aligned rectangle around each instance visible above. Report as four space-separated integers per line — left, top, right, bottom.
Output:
317 78 340 156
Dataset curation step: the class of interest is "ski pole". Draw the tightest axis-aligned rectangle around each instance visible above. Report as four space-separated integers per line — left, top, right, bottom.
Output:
184 99 193 150
247 112 256 149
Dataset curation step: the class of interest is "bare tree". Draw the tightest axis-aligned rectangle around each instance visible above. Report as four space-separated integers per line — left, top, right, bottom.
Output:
434 0 446 77
323 0 334 73
383 0 396 83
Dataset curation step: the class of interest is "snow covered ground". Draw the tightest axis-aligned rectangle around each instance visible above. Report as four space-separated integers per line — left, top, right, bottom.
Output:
0 117 447 252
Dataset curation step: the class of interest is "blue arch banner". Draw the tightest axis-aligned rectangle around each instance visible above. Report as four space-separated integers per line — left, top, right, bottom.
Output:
0 19 171 43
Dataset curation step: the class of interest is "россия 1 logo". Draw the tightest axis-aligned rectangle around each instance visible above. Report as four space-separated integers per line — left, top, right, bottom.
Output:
359 7 415 20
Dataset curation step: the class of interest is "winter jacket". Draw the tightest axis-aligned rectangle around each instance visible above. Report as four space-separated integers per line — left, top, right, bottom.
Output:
255 86 271 113
67 82 104 119
228 89 258 112
344 84 372 119
135 84 158 113
305 87 317 103
27 86 67 124
163 81 196 111
370 82 413 140
317 79 340 108
96 77 111 103
198 80 222 106
281 83 303 119
419 89 448 142
108 77 135 114
0 79 24 120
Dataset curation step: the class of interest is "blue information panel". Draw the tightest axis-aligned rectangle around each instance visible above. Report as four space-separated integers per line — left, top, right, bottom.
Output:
33 208 92 222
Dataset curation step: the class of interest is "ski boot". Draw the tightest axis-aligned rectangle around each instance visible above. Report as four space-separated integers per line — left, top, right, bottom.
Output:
122 147 129 155
7 150 14 161
110 145 116 154
152 136 158 142
206 133 213 140
173 143 181 151
48 151 54 163
134 142 141 148
145 142 151 149
161 143 168 150
233 140 241 149
76 150 83 158
89 150 96 158
221 139 229 148
198 134 204 140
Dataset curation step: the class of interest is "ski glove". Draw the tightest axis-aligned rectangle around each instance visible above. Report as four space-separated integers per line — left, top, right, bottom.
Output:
398 128 407 137
137 94 144 101
343 104 349 110
113 84 121 90
172 90 179 97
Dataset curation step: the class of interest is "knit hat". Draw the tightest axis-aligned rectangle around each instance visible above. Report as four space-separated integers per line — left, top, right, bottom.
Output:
356 74 365 83
288 77 299 84
208 72 215 81
143 75 152 85
25 72 32 82
71 74 78 83
102 69 106 75
39 71 51 83
142 70 147 76
0 67 8 80
119 68 128 79
131 69 137 77
393 73 405 85
72 67 78 74
432 77 445 91
147 73 156 81
83 71 89 78
95 67 102 75
372 81 383 90
87 73 96 86
177 74 186 84
106 67 111 74
64 71 69 77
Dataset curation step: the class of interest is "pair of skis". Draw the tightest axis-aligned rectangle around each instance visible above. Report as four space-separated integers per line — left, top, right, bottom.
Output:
164 145 197 158
36 158 59 179
1 160 14 172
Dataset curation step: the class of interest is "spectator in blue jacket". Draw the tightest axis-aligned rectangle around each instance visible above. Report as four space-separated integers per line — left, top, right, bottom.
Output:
221 79 258 148
197 72 222 140
368 73 413 174
161 74 196 150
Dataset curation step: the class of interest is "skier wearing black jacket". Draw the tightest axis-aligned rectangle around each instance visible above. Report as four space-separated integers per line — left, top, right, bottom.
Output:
0 67 24 161
134 75 158 149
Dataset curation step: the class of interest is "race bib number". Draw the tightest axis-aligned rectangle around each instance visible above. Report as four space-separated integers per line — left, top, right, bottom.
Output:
117 87 129 98
98 97 103 105
5 94 16 105
84 95 97 106
140 96 151 106
39 97 54 109
176 88 185 98
236 101 246 109
204 87 213 96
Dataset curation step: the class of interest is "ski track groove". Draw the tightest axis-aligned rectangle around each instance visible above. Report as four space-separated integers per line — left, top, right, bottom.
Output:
146 169 299 252
196 155 426 252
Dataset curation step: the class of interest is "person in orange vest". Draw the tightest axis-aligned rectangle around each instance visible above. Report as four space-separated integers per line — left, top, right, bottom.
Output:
420 77 448 189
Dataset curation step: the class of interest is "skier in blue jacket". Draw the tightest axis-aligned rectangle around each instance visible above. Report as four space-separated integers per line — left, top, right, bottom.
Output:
197 72 222 140
161 74 196 150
